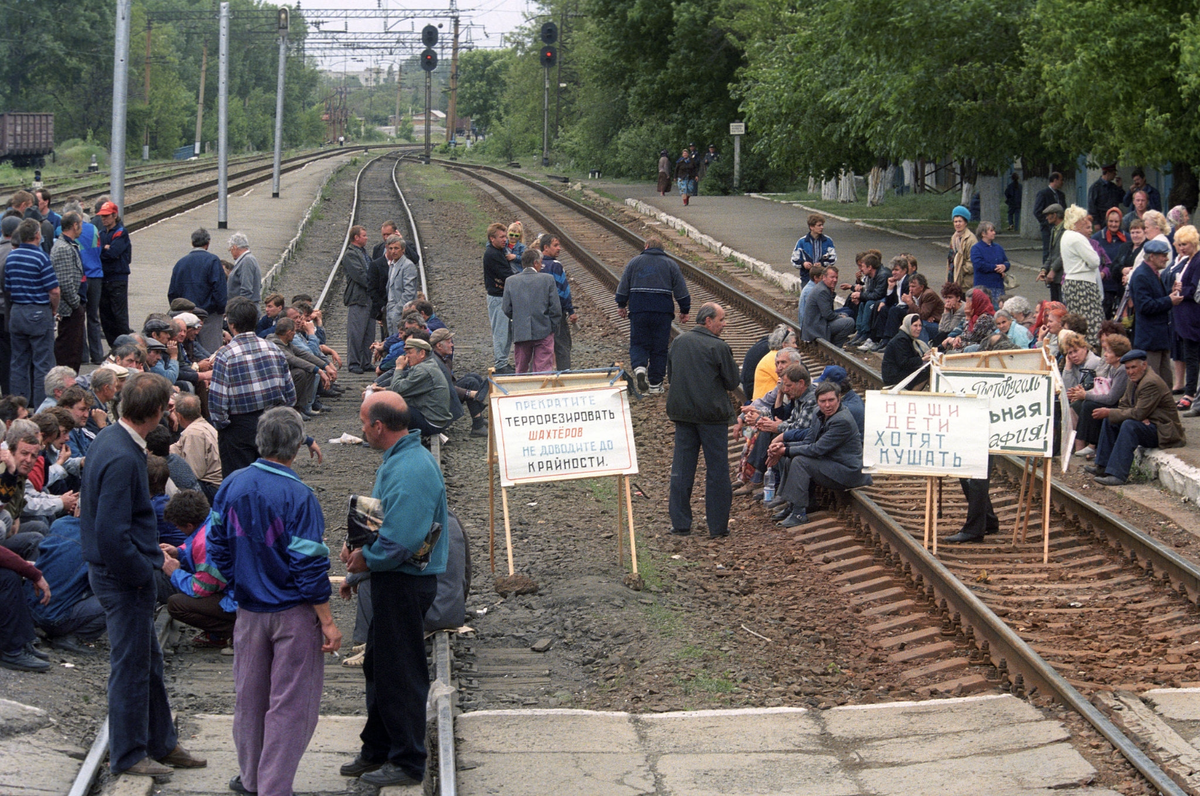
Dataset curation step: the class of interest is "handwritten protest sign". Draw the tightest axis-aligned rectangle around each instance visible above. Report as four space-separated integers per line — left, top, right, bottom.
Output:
862 391 990 478
941 348 1053 372
933 369 1054 457
491 385 638 487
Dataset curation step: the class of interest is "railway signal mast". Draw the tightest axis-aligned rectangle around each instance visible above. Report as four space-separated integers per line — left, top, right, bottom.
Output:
539 22 557 168
420 24 438 164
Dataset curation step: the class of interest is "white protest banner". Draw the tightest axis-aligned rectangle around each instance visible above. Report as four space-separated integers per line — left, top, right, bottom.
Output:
491 386 638 487
862 391 990 478
933 369 1055 457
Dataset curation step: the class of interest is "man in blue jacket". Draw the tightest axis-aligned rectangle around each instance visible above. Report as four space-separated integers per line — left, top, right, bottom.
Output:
615 236 691 394
790 213 836 287
168 229 227 354
81 372 206 779
1130 239 1182 387
341 390 449 789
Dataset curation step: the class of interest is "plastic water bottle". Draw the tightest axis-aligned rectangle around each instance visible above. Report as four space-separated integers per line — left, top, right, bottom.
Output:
763 469 776 503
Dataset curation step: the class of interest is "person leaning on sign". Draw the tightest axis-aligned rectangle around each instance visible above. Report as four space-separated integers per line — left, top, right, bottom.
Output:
1084 349 1186 487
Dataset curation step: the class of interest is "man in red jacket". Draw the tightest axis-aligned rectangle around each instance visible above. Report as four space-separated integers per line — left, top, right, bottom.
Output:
0 543 52 671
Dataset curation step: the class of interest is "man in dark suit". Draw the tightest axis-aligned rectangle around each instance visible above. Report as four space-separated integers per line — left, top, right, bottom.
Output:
1032 172 1067 265
81 373 206 779
801 266 854 346
168 228 227 353
1129 239 1182 387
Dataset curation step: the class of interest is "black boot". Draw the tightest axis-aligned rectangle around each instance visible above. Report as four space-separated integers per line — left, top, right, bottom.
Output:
470 415 488 438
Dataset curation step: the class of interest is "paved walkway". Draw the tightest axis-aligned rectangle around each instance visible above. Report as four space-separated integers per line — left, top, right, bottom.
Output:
126 154 354 326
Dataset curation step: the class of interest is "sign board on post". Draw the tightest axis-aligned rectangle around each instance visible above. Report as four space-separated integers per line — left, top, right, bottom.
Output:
490 385 638 487
933 369 1054 457
862 391 990 478
729 122 745 136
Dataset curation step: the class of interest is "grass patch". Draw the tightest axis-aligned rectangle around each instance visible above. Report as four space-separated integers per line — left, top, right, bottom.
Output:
773 190 960 224
674 672 737 696
399 162 490 242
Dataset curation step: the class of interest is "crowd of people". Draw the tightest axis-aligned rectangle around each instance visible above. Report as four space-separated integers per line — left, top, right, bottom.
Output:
0 197 470 793
657 144 720 205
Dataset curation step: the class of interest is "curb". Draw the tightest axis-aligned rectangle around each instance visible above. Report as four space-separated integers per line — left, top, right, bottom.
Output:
1136 448 1200 505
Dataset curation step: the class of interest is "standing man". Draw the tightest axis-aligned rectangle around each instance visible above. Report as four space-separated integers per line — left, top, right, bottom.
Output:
615 236 691 394
5 219 59 407
665 303 739 538
1087 165 1124 232
50 212 86 372
80 372 206 779
1123 168 1162 213
483 222 515 373
539 235 576 370
208 407 341 796
341 391 448 789
503 249 561 374
68 199 105 365
343 225 375 374
168 229 228 354
1032 172 1067 266
1037 204 1066 303
96 201 131 345
790 214 836 288
1128 239 1183 389
226 232 262 310
385 234 419 335
0 215 19 394
209 298 298 476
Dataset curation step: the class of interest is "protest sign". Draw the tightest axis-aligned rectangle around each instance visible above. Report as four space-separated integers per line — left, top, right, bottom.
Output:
933 369 1054 457
941 347 1053 372
862 391 990 478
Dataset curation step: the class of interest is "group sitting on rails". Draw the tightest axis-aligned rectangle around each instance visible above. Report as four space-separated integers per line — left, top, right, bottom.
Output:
0 203 475 791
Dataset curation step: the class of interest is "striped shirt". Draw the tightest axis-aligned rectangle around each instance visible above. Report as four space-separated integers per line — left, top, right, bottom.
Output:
208 332 296 429
4 243 58 305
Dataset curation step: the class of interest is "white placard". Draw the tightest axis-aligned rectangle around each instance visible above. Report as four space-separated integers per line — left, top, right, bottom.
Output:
729 122 745 136
933 369 1055 457
491 386 638 487
863 391 991 478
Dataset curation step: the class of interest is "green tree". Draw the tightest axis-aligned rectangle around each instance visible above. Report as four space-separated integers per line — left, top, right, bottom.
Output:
457 49 509 132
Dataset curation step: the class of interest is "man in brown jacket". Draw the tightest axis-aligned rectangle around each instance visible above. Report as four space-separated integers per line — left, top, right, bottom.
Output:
1086 349 1185 486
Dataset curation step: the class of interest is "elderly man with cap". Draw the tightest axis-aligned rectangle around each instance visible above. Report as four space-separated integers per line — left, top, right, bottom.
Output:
1129 238 1183 387
1033 173 1067 266
1085 349 1186 486
95 201 131 345
431 328 489 438
1036 203 1067 302
388 332 452 437
168 229 227 354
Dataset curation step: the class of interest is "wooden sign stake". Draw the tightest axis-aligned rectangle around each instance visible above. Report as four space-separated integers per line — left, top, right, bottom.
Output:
500 486 515 577
1041 457 1052 565
1012 456 1033 544
624 475 639 575
616 475 625 567
930 477 938 556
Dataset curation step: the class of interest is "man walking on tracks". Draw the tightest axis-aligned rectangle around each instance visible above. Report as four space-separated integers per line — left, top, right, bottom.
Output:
615 236 690 394
666 303 739 538
343 225 375 373
341 390 448 789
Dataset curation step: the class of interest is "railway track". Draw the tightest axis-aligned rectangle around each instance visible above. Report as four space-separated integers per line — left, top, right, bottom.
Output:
442 159 1200 795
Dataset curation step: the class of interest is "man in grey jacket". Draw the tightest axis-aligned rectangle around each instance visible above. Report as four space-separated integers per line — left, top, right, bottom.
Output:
665 303 739 538
384 234 419 334
226 232 261 310
343 225 375 373
801 266 855 346
502 249 561 374
770 382 872 527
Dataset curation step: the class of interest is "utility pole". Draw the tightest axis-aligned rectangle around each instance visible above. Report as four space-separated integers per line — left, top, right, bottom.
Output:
143 20 152 161
110 0 131 213
271 7 288 198
395 62 402 139
194 40 207 156
217 0 229 228
445 13 459 144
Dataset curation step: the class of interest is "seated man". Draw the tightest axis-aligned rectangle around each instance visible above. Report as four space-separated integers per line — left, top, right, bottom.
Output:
170 394 222 504
146 426 202 498
2 420 54 551
267 317 331 418
0 542 51 671
57 386 94 460
389 333 453 436
431 328 488 438
1087 349 1186 486
801 266 856 347
845 253 890 352
734 357 812 495
27 514 106 654
768 382 873 527
161 490 236 649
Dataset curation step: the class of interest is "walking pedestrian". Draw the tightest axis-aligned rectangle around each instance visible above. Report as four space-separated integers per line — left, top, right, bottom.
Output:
96 202 131 345
615 236 690 394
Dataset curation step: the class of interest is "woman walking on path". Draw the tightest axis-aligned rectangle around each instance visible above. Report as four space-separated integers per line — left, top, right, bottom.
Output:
675 149 699 206
657 150 672 196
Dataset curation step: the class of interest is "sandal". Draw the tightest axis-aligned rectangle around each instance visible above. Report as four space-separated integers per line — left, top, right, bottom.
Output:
1177 396 1193 411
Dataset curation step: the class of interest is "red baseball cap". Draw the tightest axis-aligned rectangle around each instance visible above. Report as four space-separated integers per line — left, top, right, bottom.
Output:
97 201 119 216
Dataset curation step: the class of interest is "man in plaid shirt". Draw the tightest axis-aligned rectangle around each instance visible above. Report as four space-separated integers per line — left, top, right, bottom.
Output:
210 297 296 475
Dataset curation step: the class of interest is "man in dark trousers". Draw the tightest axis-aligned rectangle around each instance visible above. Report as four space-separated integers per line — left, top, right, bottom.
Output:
615 236 691 394
168 228 227 353
944 458 1000 543
343 225 375 373
341 390 449 789
1032 172 1067 265
483 222 517 373
666 303 739 538
81 372 206 779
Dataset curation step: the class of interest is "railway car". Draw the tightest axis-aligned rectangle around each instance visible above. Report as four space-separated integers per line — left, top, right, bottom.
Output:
0 112 54 167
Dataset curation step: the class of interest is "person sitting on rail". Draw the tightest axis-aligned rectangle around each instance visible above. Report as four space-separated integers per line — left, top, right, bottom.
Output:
766 381 873 528
878 256 913 341
0 534 52 671
173 312 209 396
733 356 811 498
894 272 943 341
267 317 332 419
843 252 890 352
801 265 856 348
256 293 287 337
159 489 236 650
388 333 453 437
285 305 342 401
815 367 864 435
881 314 932 390
749 325 797 400
291 301 344 370
430 327 489 438
21 412 79 525
373 312 429 384
403 298 445 332
26 514 106 656
1085 349 1186 487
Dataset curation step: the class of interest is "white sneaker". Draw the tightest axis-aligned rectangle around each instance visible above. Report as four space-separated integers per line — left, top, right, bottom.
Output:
1073 446 1095 458
634 367 649 393
647 383 664 395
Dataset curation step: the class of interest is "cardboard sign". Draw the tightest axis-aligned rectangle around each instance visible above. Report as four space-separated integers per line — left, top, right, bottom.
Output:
491 386 638 487
862 391 991 478
933 369 1055 457
941 347 1053 372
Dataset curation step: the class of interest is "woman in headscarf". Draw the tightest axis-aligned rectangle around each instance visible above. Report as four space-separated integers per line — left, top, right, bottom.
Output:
948 205 976 290
657 150 671 196
1093 207 1128 318
1060 205 1104 349
944 289 996 352
882 314 930 388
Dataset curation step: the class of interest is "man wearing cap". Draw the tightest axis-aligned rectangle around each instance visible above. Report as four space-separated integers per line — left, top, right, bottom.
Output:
168 229 227 354
145 337 177 384
1037 203 1066 302
388 333 452 436
431 328 488 437
1088 165 1124 232
5 219 60 407
1129 238 1183 388
1033 172 1067 266
1086 349 1185 487
96 201 131 346
502 249 561 374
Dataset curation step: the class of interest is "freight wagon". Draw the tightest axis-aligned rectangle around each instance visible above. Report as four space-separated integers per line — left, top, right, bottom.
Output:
0 113 54 167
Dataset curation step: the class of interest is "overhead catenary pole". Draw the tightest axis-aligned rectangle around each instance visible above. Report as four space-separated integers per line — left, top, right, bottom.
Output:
445 14 459 144
110 0 132 213
143 20 152 161
271 31 287 198
541 64 549 167
194 40 207 156
217 0 229 228
395 62 402 139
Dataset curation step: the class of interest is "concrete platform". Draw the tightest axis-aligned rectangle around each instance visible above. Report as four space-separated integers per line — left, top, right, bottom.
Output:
127 153 354 327
595 181 1200 508
0 699 88 796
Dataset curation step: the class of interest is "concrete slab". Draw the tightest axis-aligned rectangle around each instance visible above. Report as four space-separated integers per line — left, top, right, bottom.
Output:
852 718 1071 764
655 752 856 796
127 154 353 328
820 693 1044 741
1143 687 1200 721
637 708 823 753
456 709 642 753
855 743 1098 796
0 726 88 796
456 752 655 796
0 698 50 737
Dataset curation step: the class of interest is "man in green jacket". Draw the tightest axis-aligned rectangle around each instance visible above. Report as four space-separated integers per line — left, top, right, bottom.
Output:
665 303 739 538
389 335 452 436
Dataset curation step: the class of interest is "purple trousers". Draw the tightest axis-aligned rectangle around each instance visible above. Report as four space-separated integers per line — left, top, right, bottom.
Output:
513 334 555 374
233 604 325 796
